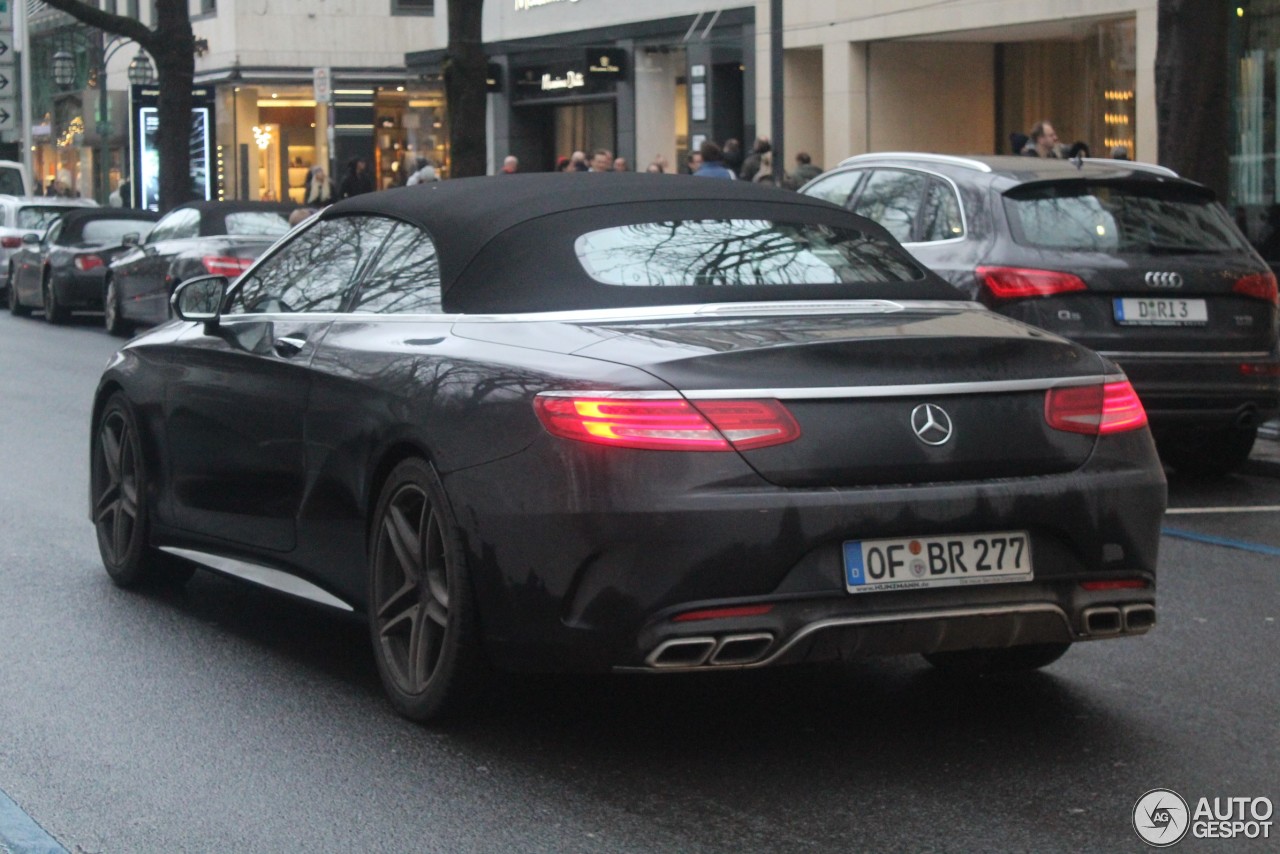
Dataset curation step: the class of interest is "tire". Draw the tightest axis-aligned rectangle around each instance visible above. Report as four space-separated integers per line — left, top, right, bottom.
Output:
103 275 129 337
43 272 69 325
1158 425 1257 477
91 393 193 588
922 642 1072 676
8 268 30 317
368 458 485 722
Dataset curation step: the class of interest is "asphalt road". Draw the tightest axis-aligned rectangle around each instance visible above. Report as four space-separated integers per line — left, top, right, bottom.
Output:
0 310 1276 853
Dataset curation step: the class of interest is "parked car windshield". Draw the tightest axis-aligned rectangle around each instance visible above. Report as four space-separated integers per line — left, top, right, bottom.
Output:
574 219 925 286
81 219 152 244
1002 181 1250 254
225 211 291 237
17 206 76 230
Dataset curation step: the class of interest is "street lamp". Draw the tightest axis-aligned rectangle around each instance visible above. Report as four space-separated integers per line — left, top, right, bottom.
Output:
52 50 78 89
127 50 155 87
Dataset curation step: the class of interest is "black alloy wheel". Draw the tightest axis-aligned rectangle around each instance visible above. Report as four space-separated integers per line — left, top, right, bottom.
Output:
8 269 30 316
91 394 192 588
43 272 68 325
922 642 1072 675
369 458 484 722
103 276 128 337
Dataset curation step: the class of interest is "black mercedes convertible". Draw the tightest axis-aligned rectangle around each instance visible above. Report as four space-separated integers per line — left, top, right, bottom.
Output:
90 174 1167 722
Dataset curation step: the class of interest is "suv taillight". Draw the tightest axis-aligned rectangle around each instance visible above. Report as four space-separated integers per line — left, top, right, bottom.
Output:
534 395 801 451
977 266 1088 299
1045 381 1147 435
1233 272 1279 305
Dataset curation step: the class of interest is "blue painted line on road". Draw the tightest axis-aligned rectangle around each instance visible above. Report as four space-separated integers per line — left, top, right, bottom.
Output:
1163 526 1280 557
0 789 66 854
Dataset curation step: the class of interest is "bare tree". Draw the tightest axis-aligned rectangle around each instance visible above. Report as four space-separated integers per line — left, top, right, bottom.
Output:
40 0 195 212
1156 0 1230 201
445 0 486 178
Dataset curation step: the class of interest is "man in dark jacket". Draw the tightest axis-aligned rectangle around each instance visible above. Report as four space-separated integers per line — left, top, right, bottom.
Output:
340 157 375 198
793 152 823 185
739 137 771 182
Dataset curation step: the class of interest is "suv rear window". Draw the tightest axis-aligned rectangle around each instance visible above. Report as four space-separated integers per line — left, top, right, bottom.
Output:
575 220 924 286
1003 181 1250 254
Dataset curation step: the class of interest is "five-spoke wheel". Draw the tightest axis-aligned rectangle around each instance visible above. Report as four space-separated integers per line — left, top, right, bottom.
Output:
43 273 68 325
369 458 482 722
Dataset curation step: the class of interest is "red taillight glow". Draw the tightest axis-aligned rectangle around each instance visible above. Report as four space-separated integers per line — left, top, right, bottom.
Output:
533 395 801 451
672 604 775 623
1 236 23 248
1080 579 1149 591
1233 271 1279 305
1240 362 1280 376
202 255 255 277
1045 381 1148 435
74 255 103 272
977 266 1088 299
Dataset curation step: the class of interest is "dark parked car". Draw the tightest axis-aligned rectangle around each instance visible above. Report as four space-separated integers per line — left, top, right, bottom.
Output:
7 208 160 323
800 154 1280 475
91 174 1166 722
104 199 295 336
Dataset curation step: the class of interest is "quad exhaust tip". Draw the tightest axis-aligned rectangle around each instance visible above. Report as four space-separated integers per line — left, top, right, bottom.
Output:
1123 603 1156 634
647 633 775 669
1082 603 1155 637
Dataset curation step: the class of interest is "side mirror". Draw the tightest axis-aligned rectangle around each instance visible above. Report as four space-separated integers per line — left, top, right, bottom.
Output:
172 274 228 331
21 232 39 246
121 232 141 247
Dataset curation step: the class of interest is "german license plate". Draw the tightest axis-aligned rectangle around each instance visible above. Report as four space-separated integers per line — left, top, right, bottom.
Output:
1113 297 1207 326
843 532 1033 594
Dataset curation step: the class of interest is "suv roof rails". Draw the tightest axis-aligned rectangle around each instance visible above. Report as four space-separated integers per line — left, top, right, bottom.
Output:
1078 158 1179 178
837 152 993 173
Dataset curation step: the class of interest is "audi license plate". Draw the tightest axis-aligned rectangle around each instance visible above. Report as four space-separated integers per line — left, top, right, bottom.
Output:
1113 297 1207 326
843 532 1033 594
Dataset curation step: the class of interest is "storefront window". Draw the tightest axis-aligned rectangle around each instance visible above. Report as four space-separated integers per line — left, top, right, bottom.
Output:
1229 2 1280 252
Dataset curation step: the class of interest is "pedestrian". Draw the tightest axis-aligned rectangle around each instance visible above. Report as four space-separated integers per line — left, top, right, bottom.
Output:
339 157 375 198
500 155 519 174
110 175 131 208
612 156 628 172
406 158 439 185
1066 141 1091 160
570 150 589 172
739 137 771 182
693 140 735 179
288 207 317 227
722 138 744 177
1021 121 1060 157
589 149 613 172
305 165 336 204
686 149 703 174
646 161 665 174
556 155 571 172
793 152 822 184
752 151 775 184
1110 145 1130 160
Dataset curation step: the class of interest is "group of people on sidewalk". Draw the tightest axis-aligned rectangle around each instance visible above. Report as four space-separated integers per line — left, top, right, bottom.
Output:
1012 119 1130 161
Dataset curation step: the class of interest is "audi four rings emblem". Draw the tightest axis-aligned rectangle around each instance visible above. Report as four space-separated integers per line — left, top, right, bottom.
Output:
1144 271 1184 288
910 403 954 446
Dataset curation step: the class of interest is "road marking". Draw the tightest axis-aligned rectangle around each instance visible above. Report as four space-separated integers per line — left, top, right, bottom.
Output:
0 788 66 854
1163 526 1280 557
1167 505 1280 515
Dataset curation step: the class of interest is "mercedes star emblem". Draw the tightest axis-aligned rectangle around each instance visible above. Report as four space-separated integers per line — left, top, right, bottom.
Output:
910 403 954 446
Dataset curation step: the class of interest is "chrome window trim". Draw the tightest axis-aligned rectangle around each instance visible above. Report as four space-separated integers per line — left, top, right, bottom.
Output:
538 374 1124 401
1098 350 1275 360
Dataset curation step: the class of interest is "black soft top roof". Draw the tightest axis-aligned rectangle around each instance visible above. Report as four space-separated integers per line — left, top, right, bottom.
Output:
55 207 159 243
320 173 956 310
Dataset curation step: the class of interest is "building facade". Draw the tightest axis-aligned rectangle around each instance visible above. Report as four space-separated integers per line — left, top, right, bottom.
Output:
19 0 448 206
408 0 1155 177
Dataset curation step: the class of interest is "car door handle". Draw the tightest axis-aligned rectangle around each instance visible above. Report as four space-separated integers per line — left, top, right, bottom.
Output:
273 335 308 357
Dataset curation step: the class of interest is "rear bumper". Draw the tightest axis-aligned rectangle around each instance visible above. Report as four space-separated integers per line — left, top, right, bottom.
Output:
55 269 107 309
444 429 1167 674
1101 351 1280 427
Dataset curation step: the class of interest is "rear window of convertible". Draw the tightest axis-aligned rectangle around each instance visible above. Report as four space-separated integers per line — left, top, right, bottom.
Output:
574 220 925 286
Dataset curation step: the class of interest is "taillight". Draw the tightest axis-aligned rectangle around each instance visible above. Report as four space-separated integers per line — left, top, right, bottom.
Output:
202 256 255 277
1233 271 1279 305
977 266 1088 299
1240 362 1280 376
74 255 103 272
1 236 24 248
533 395 801 451
1080 579 1149 591
1045 381 1147 435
